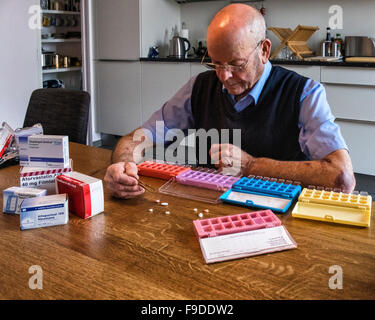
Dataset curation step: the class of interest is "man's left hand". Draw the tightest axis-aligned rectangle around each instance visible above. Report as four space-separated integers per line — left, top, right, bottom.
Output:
209 144 255 176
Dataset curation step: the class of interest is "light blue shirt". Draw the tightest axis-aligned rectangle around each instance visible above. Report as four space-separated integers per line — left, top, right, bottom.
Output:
142 61 348 160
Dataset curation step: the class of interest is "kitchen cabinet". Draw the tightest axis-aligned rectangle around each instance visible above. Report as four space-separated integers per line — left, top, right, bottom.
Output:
190 62 208 77
319 67 375 175
324 84 375 122
274 64 320 82
96 61 142 136
321 66 375 86
141 62 191 122
335 120 375 176
94 0 140 60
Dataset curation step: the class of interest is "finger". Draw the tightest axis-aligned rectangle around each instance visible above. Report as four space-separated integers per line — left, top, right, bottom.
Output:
209 144 221 157
112 187 145 199
125 162 139 180
110 163 138 186
107 181 143 193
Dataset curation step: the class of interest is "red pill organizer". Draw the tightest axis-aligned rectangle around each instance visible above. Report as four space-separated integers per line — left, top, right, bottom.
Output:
193 210 297 263
56 171 104 219
137 161 190 180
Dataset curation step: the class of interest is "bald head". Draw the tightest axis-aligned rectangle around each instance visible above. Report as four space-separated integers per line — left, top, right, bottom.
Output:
207 4 266 54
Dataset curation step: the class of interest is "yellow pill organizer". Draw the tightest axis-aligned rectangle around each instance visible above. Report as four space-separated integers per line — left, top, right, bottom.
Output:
292 188 372 227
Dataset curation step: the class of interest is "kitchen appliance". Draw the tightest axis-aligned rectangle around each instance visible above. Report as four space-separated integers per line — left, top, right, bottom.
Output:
192 41 207 58
41 52 55 68
345 36 375 57
169 36 190 59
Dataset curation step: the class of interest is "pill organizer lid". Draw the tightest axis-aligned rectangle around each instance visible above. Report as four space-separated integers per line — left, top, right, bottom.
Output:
159 178 223 204
231 177 301 199
292 201 371 227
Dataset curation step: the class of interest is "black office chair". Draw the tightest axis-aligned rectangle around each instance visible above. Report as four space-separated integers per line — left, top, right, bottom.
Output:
23 88 90 144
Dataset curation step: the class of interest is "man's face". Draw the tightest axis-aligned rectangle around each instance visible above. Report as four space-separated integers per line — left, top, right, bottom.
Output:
208 40 264 96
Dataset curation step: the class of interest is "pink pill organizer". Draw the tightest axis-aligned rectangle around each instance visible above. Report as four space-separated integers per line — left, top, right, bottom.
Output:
137 161 190 180
193 209 281 238
193 210 297 263
176 167 241 191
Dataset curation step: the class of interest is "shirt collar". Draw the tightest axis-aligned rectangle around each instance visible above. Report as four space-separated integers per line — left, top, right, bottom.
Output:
222 60 272 106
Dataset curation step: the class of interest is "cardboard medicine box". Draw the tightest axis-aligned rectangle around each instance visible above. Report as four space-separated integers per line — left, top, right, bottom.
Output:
56 171 104 219
19 135 69 168
3 187 47 214
20 194 69 230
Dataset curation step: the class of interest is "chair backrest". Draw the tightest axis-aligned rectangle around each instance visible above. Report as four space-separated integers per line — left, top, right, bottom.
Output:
23 88 90 144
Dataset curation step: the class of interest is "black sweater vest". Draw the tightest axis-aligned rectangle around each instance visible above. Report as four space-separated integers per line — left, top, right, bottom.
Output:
191 65 308 166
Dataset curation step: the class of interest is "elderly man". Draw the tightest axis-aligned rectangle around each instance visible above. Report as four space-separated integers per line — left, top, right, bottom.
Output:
104 4 355 199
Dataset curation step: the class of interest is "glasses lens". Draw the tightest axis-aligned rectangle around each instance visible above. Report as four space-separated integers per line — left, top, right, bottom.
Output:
204 63 216 70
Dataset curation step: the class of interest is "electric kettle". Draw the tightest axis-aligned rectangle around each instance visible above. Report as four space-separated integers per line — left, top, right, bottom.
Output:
169 36 191 59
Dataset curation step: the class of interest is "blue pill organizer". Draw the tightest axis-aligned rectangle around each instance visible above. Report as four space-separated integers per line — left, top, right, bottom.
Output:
220 177 302 213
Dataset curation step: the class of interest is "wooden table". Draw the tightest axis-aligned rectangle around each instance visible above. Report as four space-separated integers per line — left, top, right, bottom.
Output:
0 142 374 300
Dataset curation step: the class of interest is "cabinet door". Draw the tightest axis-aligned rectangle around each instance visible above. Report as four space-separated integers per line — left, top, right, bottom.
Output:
323 83 375 122
190 63 208 78
141 62 191 123
336 120 375 175
96 61 141 136
94 0 140 60
274 65 320 82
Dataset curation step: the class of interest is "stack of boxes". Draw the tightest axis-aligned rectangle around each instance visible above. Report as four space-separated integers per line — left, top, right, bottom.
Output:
2 126 104 231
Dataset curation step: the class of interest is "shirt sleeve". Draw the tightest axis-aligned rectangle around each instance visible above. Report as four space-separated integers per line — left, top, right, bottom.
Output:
298 79 348 160
141 75 197 144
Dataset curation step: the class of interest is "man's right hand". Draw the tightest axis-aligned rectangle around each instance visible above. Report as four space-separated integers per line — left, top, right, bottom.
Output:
104 162 145 199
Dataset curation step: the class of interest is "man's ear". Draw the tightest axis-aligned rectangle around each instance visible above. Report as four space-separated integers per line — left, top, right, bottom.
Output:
261 39 272 63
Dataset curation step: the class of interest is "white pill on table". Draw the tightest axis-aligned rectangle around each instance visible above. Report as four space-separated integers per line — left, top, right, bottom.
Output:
198 213 203 218
193 208 198 212
165 211 170 215
204 209 209 213
155 200 160 204
148 208 153 212
161 202 168 206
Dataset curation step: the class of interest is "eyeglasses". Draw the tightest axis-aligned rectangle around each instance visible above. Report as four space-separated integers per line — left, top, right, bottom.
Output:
201 40 264 72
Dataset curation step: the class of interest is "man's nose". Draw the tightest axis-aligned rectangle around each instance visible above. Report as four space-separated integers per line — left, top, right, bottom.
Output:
217 68 233 81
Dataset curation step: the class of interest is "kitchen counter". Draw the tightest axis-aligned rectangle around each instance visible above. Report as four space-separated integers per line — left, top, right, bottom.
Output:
140 57 375 68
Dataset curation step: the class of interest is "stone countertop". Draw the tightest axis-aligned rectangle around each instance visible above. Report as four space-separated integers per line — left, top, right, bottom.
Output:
140 57 375 68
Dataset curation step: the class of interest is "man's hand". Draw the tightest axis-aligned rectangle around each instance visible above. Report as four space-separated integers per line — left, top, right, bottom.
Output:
104 162 145 199
209 143 255 175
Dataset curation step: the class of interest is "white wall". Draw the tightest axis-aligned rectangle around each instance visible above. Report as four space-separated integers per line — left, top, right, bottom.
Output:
265 0 375 56
0 0 41 129
140 0 181 57
179 0 375 56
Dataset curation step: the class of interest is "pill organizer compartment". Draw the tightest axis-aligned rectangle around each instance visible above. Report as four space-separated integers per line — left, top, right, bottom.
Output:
292 188 372 227
220 176 302 213
137 161 190 180
193 209 282 238
176 167 241 191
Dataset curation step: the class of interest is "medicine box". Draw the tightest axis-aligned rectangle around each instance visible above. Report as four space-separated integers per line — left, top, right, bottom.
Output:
176 167 240 191
137 161 190 180
56 171 104 219
0 122 14 158
20 159 73 194
3 187 47 214
20 194 69 230
292 188 372 227
220 176 301 213
14 123 43 146
19 135 69 168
